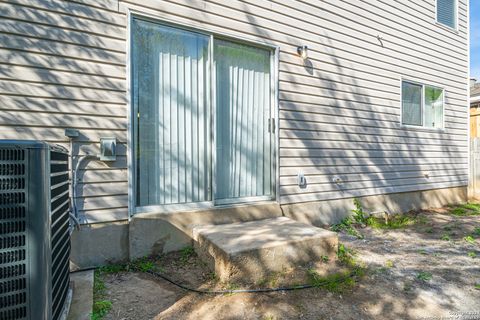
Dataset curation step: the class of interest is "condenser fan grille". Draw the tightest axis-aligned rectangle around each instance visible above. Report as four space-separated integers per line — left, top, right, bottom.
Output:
50 150 70 320
0 148 27 320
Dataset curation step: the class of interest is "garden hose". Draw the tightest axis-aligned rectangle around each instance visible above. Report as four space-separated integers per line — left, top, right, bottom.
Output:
142 267 362 295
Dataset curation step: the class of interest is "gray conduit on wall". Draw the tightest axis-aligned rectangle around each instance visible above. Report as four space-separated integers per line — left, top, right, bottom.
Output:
68 137 99 233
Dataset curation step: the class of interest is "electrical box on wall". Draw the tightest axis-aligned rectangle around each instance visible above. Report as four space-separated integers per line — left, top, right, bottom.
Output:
100 137 116 161
298 173 307 188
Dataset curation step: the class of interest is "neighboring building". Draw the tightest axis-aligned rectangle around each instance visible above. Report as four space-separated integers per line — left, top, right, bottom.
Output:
0 0 469 268
471 79 480 138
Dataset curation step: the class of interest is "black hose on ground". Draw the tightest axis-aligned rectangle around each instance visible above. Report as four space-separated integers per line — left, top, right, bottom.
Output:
72 265 362 294
144 268 360 295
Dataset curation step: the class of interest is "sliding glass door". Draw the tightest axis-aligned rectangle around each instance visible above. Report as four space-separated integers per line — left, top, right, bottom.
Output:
132 19 211 207
132 17 274 209
214 40 273 202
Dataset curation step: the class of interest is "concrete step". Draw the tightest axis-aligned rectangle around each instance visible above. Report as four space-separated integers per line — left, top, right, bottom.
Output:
192 217 338 282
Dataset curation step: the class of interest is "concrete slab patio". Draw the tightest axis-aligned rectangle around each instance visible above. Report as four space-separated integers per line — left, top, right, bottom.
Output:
193 217 338 282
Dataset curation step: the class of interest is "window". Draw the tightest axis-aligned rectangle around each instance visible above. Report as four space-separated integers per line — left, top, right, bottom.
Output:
131 17 275 209
401 81 444 129
401 82 422 126
437 0 457 29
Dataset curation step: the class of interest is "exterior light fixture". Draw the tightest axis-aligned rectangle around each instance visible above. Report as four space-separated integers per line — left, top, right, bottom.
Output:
297 45 308 59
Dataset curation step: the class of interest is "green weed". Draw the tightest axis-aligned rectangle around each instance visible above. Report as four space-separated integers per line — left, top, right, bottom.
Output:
91 270 112 320
385 260 394 268
365 215 416 230
441 234 451 241
136 260 155 272
256 270 286 288
98 264 126 274
449 203 480 216
223 282 241 295
331 217 363 239
417 216 429 224
207 272 218 282
464 235 476 244
92 300 112 320
352 198 367 223
337 243 357 268
474 228 480 237
180 246 195 264
475 283 480 290
459 203 480 213
467 251 477 258
308 268 357 293
331 199 369 239
308 244 366 293
450 207 468 216
403 281 413 292
416 271 432 281
112 257 155 273
423 227 433 233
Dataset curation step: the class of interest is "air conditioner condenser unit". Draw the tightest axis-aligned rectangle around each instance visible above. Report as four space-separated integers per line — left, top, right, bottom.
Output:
0 141 72 320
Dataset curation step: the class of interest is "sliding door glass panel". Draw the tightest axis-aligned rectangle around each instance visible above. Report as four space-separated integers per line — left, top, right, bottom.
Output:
214 40 273 201
402 82 422 126
132 19 211 206
424 86 444 128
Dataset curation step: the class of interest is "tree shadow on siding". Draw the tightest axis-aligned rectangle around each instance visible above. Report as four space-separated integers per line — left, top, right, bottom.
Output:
0 1 471 318
175 2 470 319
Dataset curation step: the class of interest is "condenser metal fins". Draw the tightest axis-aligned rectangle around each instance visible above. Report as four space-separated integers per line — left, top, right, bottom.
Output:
0 141 71 320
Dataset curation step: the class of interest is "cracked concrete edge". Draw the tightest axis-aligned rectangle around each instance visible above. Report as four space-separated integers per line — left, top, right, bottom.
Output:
67 270 94 320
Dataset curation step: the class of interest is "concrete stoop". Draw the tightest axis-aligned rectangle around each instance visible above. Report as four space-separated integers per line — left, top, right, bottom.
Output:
192 217 338 282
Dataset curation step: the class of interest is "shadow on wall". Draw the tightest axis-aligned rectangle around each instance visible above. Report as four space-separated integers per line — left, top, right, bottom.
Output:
0 2 470 312
0 2 130 223
124 3 470 318
270 17 466 220
0 1 466 222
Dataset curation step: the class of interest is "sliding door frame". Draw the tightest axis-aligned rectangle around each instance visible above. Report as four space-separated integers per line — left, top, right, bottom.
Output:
127 9 279 216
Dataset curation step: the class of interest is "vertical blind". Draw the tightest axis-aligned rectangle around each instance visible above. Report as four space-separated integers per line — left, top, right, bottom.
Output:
133 19 211 206
132 18 274 207
437 0 456 29
215 40 273 200
402 81 422 126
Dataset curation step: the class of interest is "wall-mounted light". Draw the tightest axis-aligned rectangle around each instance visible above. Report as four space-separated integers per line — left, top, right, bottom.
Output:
297 45 308 60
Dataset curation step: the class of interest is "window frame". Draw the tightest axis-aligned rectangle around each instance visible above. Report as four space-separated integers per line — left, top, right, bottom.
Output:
126 10 280 216
400 78 446 131
435 0 458 31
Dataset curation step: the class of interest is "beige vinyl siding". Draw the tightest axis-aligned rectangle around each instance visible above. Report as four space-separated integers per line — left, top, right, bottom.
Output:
0 0 468 222
0 0 128 223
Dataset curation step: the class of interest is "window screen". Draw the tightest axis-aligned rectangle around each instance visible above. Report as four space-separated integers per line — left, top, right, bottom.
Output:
437 0 456 29
402 82 422 126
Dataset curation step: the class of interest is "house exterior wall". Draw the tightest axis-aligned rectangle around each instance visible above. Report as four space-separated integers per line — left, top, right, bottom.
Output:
0 0 469 227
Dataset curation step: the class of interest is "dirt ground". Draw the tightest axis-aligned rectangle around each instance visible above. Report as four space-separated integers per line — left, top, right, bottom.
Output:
99 206 480 320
